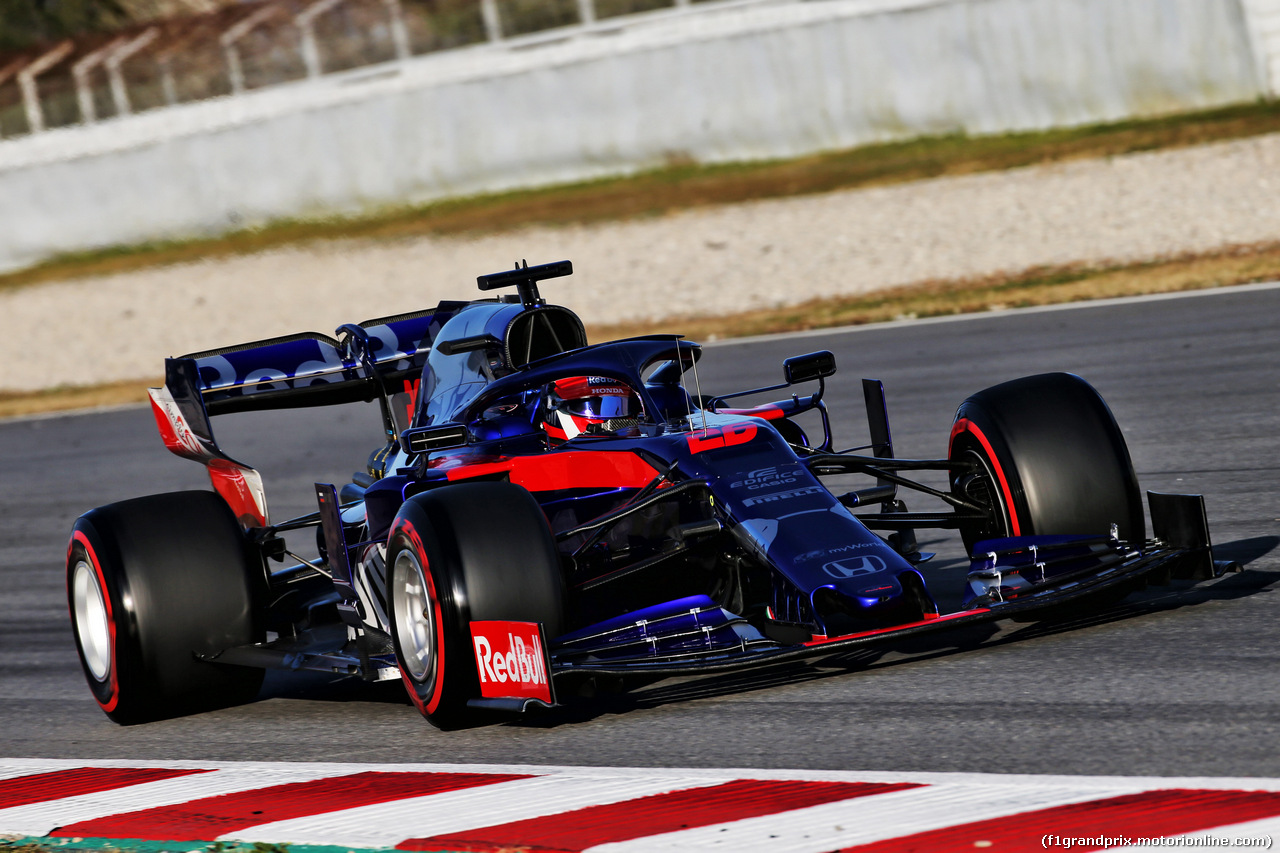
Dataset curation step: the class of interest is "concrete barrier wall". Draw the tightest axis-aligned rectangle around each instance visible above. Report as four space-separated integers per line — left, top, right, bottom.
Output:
0 0 1271 272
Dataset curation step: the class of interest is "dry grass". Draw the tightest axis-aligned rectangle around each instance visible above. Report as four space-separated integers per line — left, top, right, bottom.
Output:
7 240 1280 418
588 241 1280 342
5 100 1280 293
0 378 159 419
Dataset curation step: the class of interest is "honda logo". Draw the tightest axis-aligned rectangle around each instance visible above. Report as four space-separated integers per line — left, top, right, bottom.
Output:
822 555 886 579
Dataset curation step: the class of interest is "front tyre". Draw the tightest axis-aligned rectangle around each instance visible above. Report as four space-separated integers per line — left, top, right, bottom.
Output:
67 491 265 724
948 373 1144 554
387 482 565 729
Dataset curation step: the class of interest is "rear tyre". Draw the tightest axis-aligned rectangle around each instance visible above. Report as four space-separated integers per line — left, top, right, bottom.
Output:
948 373 1144 554
67 491 266 724
386 482 565 729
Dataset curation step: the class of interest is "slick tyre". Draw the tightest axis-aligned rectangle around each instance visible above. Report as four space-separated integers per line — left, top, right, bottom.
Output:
948 372 1144 554
67 491 266 724
386 482 565 729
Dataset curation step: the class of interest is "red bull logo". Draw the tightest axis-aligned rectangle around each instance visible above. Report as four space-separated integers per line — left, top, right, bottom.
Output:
470 620 552 703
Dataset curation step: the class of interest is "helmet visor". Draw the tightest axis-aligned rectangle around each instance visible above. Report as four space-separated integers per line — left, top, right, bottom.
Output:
565 394 640 420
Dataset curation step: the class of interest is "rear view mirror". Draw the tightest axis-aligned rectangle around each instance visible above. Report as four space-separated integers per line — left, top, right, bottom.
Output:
784 351 837 385
400 423 469 455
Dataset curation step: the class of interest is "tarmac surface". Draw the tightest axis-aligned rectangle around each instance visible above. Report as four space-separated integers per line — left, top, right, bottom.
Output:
2 284 1277 776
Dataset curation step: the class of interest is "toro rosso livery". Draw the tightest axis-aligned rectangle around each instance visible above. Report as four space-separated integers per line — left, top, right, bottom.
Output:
67 261 1236 727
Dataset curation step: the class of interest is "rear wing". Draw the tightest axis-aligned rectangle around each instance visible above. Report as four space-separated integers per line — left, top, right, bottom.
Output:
147 303 461 528
182 305 460 416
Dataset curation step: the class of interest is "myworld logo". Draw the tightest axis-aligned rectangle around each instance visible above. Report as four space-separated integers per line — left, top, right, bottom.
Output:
796 542 878 563
821 555 886 579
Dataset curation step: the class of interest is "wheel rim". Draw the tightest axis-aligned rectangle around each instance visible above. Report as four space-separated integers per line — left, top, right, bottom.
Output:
72 560 112 682
392 549 436 682
954 446 1011 546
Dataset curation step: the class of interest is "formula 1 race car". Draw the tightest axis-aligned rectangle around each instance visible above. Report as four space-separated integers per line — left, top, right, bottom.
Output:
67 261 1237 727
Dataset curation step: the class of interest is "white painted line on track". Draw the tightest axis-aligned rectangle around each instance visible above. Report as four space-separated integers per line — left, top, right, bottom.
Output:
0 401 151 423
705 279 1280 349
7 278 1279 424
6 757 1280 790
0 762 67 783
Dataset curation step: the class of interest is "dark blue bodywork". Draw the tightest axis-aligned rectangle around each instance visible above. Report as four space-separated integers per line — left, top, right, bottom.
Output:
150 263 1221 688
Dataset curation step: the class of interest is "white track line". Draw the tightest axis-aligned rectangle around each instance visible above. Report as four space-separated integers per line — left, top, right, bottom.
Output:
7 758 1280 789
705 279 1280 348
8 278 1278 425
0 762 68 783
5 758 1280 790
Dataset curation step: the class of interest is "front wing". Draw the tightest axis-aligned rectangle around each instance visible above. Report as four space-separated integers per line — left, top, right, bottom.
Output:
545 540 1222 679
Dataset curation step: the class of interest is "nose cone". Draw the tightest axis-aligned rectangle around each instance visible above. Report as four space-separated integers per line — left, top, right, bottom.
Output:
816 565 903 612
814 572 923 636
813 553 909 610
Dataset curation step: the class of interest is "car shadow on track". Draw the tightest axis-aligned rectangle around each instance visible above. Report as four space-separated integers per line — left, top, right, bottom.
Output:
507 536 1280 729
257 670 413 705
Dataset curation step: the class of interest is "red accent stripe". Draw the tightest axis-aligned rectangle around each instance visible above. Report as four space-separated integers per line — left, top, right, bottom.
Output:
53 771 531 842
802 608 989 646
398 779 921 853
950 418 1021 537
0 767 208 810
445 450 660 491
148 393 200 462
206 458 267 529
837 788 1280 853
718 405 786 421
69 530 120 713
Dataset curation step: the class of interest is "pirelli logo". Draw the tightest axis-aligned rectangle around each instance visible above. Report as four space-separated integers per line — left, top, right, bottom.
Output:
743 486 826 507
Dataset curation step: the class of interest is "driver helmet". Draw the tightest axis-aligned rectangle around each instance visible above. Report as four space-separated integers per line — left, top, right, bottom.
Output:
543 376 643 443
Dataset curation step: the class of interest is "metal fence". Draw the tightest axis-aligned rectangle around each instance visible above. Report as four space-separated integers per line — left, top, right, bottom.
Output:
0 0 741 138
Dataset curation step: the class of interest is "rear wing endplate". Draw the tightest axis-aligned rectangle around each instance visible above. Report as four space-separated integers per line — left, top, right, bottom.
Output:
147 304 460 527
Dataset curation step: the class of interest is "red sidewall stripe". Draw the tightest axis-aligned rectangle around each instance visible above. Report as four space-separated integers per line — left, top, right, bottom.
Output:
950 418 1022 537
391 518 447 716
68 530 120 714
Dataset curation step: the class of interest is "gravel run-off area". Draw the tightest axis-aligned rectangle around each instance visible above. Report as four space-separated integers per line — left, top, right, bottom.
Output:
4 132 1280 392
